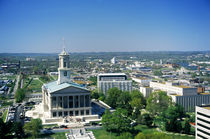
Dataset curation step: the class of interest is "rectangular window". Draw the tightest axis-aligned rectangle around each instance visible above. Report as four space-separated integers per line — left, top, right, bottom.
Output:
69 111 73 116
80 95 84 107
86 110 89 115
58 112 62 117
81 110 84 115
69 96 73 108
58 97 63 108
85 95 90 107
64 62 66 67
64 96 68 108
53 112 57 117
64 111 68 116
75 96 79 108
52 97 56 108
75 111 79 116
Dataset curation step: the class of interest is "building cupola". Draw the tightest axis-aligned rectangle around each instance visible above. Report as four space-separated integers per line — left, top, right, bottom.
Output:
57 38 71 84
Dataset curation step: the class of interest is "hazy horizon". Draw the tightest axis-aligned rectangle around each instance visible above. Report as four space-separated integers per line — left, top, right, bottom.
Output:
0 0 210 53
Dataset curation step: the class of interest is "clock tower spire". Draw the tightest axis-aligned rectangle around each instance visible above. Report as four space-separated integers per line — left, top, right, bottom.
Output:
57 38 71 84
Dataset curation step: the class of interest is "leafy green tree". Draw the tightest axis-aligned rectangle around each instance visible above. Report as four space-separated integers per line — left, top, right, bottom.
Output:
130 90 146 118
102 108 132 134
155 105 186 133
146 91 172 117
183 118 191 134
24 118 43 138
91 89 99 99
138 113 153 127
15 88 26 103
88 76 97 85
117 91 132 112
105 88 122 109
12 122 24 138
98 92 105 101
0 118 7 138
0 119 24 138
189 113 195 123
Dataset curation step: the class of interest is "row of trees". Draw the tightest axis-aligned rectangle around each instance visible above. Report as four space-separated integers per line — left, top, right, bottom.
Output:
100 88 194 137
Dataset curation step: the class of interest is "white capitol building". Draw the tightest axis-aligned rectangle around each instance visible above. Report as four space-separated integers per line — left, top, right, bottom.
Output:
26 48 102 126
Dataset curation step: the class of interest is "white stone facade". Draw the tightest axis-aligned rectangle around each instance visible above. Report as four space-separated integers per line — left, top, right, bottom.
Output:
140 87 153 97
150 81 197 96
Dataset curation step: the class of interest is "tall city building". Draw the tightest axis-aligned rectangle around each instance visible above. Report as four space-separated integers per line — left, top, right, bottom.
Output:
97 73 132 95
196 105 210 139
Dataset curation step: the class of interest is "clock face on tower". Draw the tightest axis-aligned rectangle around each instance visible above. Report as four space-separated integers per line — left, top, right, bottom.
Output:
57 48 71 85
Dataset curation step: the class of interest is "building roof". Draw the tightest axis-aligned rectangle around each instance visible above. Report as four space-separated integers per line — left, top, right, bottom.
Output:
98 73 126 76
203 107 210 110
59 49 69 56
43 81 89 93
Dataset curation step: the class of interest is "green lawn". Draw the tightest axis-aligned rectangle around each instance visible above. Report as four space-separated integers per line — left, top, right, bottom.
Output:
27 79 43 93
38 132 67 139
89 128 118 139
43 124 58 129
2 109 8 122
88 125 195 139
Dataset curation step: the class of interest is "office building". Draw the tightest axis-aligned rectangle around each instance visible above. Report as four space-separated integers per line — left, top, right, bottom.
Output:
196 105 210 139
150 81 210 111
97 73 132 95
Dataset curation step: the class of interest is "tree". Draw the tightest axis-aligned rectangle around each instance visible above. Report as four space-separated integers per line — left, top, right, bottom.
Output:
105 88 122 109
0 119 24 138
24 118 43 138
155 105 186 133
117 91 132 112
138 113 153 127
91 89 99 99
102 108 132 134
130 90 146 119
146 91 172 117
183 118 191 134
98 92 105 101
0 118 7 138
12 122 24 138
189 113 195 123
15 88 26 103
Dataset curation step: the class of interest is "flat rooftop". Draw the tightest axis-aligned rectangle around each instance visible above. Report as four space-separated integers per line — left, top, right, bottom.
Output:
198 105 210 110
98 73 126 76
174 85 191 88
203 107 210 110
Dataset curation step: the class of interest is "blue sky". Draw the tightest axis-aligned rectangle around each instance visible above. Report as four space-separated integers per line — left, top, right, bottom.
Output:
0 0 209 53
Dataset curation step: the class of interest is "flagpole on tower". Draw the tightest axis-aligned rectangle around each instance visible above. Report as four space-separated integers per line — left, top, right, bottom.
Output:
62 37 66 51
